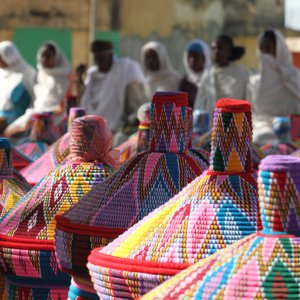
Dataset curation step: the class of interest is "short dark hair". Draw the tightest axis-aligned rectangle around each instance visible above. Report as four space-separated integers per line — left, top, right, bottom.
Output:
42 43 56 55
91 40 113 52
217 35 245 61
262 30 276 48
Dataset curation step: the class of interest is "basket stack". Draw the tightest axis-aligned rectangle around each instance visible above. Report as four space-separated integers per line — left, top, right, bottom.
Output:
87 98 260 299
142 155 300 299
0 116 116 299
55 91 209 299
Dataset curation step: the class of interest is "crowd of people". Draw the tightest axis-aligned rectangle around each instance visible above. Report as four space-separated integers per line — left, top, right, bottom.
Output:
1 28 300 146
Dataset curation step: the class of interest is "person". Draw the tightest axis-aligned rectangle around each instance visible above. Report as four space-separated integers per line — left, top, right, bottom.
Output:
260 117 297 155
179 40 211 108
4 42 71 137
80 40 145 146
0 41 36 125
141 41 180 99
195 35 249 116
248 29 300 145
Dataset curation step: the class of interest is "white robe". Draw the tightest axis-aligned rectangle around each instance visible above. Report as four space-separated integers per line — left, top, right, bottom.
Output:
183 39 211 89
141 41 180 99
81 57 145 132
195 62 249 116
248 30 300 144
6 41 70 130
0 41 36 111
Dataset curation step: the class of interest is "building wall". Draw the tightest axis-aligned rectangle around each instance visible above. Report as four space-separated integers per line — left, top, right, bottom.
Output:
0 0 298 72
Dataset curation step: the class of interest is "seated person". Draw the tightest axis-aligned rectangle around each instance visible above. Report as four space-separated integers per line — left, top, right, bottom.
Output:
5 41 71 138
0 41 36 126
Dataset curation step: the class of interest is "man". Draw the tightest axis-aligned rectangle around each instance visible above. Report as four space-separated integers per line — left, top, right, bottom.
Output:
80 40 146 146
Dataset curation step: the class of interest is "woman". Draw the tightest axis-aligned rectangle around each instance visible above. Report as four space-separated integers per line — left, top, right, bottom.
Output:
5 41 71 137
179 39 211 108
195 35 249 116
0 41 36 125
141 41 180 99
249 29 300 145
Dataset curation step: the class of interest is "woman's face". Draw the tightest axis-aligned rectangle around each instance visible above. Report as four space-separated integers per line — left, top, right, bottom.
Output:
93 50 113 73
40 47 56 68
211 39 231 67
188 51 205 73
144 49 160 71
259 36 276 57
0 56 8 68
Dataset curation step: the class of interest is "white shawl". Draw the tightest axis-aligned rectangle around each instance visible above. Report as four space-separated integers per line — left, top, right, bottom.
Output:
81 57 145 132
183 39 211 87
0 41 36 109
34 41 71 112
249 30 300 144
141 41 180 99
6 41 70 130
195 62 249 116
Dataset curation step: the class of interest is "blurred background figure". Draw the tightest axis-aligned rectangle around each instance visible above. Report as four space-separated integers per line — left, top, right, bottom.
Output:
179 39 211 108
249 29 300 145
192 109 211 149
4 41 71 137
260 116 297 155
141 41 180 99
80 40 145 146
0 41 36 127
195 35 249 116
71 63 87 99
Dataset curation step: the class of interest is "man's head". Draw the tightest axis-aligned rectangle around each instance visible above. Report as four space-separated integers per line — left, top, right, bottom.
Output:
144 48 160 72
259 30 276 57
91 40 113 73
40 43 56 69
187 43 205 73
212 35 245 67
211 35 233 67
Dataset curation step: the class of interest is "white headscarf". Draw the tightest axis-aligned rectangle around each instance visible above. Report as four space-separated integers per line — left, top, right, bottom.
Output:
34 41 71 112
183 39 211 86
5 41 71 132
141 41 180 98
257 30 300 102
0 41 36 95
81 56 145 132
251 29 300 144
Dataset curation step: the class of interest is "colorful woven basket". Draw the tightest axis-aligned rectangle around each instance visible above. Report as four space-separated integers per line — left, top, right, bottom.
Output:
0 139 31 299
87 98 260 299
68 108 86 132
117 102 151 163
260 142 297 156
142 155 300 299
16 113 53 160
0 116 116 300
20 109 86 186
0 138 31 217
55 91 209 298
10 147 33 170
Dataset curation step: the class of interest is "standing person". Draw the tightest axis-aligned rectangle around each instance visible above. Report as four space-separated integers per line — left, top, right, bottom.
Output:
81 40 145 145
248 29 300 145
4 41 71 137
0 41 36 125
195 35 249 116
179 39 211 108
141 41 180 99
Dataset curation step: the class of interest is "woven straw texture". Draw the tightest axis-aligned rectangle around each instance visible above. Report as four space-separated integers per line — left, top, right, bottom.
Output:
0 116 115 299
20 133 70 186
0 138 31 217
54 92 209 292
87 98 260 299
142 155 300 300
